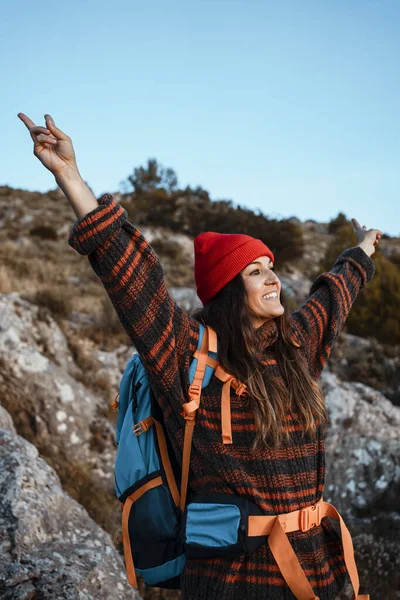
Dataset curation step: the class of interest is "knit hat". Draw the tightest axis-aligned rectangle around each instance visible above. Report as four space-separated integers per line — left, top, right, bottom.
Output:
194 232 275 305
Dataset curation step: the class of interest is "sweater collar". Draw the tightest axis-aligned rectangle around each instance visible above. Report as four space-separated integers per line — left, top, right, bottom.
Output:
254 318 279 349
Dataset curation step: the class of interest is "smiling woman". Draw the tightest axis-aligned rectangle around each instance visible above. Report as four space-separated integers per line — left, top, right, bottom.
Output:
18 111 381 600
191 232 326 452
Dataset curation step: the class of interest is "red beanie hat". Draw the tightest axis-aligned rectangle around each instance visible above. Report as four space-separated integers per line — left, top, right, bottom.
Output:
194 232 275 305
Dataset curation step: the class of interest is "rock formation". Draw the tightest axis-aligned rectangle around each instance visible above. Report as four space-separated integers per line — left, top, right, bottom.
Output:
0 404 139 600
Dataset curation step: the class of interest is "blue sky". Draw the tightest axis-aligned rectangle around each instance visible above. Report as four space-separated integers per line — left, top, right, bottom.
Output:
2 0 399 236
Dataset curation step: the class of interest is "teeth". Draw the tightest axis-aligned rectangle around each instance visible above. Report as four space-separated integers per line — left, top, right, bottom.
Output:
263 292 278 299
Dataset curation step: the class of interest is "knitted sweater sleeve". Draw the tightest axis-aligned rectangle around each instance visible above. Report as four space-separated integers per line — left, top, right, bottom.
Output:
289 246 375 380
67 193 200 406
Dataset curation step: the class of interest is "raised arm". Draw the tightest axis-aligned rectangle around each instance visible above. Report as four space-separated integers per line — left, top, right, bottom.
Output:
67 192 200 397
290 221 381 380
18 112 200 406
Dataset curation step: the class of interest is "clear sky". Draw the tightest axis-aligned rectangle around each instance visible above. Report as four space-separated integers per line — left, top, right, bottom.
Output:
2 0 399 236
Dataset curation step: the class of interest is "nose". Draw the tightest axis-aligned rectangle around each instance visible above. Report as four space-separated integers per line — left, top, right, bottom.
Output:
265 273 279 287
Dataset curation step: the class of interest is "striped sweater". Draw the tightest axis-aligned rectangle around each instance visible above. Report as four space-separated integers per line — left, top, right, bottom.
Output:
68 194 375 600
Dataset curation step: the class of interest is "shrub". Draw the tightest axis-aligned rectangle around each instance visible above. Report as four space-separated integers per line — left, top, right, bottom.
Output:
328 212 348 235
123 193 303 269
346 251 400 344
320 221 357 272
319 222 400 345
389 252 400 268
29 224 58 240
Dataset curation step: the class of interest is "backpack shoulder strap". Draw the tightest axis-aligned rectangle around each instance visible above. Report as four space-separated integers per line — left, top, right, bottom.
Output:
180 324 210 510
188 324 218 389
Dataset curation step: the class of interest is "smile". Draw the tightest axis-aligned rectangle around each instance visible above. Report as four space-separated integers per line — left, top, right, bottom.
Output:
262 292 278 300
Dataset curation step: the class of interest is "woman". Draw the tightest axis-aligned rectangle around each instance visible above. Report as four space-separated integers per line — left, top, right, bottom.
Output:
18 112 382 600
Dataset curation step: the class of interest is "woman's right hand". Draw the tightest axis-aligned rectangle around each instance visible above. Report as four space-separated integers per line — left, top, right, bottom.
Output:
18 113 79 177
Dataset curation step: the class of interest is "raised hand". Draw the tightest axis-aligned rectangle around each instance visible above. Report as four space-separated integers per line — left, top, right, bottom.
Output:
351 218 383 257
17 113 79 177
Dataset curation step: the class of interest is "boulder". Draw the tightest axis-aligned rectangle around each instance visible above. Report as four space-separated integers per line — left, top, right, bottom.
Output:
0 416 139 600
322 370 400 599
329 332 400 407
0 292 118 486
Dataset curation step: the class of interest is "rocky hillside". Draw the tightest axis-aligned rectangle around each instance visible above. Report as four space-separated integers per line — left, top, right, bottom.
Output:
0 184 399 599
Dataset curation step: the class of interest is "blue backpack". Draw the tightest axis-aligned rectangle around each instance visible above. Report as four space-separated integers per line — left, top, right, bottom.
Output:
112 323 255 590
111 323 211 588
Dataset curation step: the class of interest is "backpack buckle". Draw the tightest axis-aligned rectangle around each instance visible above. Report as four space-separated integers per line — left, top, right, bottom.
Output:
299 503 322 532
235 382 247 397
110 393 120 412
133 416 154 436
184 412 196 422
182 400 199 422
188 382 201 400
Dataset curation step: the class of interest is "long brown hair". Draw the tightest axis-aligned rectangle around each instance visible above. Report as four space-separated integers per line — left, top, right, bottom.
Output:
192 273 328 449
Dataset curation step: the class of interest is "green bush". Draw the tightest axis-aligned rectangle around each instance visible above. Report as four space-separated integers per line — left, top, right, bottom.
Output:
121 160 304 268
346 251 400 344
389 252 400 268
328 212 347 235
320 217 400 345
320 220 357 272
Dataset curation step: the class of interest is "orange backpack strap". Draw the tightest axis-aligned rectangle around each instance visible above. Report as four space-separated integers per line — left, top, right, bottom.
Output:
121 476 164 588
180 325 210 511
248 498 369 600
213 366 247 445
152 419 180 507
195 324 247 446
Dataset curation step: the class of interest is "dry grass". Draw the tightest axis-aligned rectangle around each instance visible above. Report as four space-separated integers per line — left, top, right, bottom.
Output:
0 265 14 294
30 287 74 318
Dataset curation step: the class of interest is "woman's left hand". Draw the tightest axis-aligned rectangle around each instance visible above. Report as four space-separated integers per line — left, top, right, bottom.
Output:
351 218 383 257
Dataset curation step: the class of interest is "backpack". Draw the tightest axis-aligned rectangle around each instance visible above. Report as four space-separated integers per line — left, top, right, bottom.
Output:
111 323 246 589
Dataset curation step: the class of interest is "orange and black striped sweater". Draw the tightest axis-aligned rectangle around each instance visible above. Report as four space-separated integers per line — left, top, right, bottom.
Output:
68 194 375 600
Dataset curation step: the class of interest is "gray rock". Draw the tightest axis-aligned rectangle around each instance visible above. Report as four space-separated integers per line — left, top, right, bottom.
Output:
303 220 330 235
280 269 312 301
0 405 16 434
168 287 202 313
0 424 139 600
321 370 400 599
0 292 117 486
329 332 400 405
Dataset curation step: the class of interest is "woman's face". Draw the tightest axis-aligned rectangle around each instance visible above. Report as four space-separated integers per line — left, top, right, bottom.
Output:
241 255 284 328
